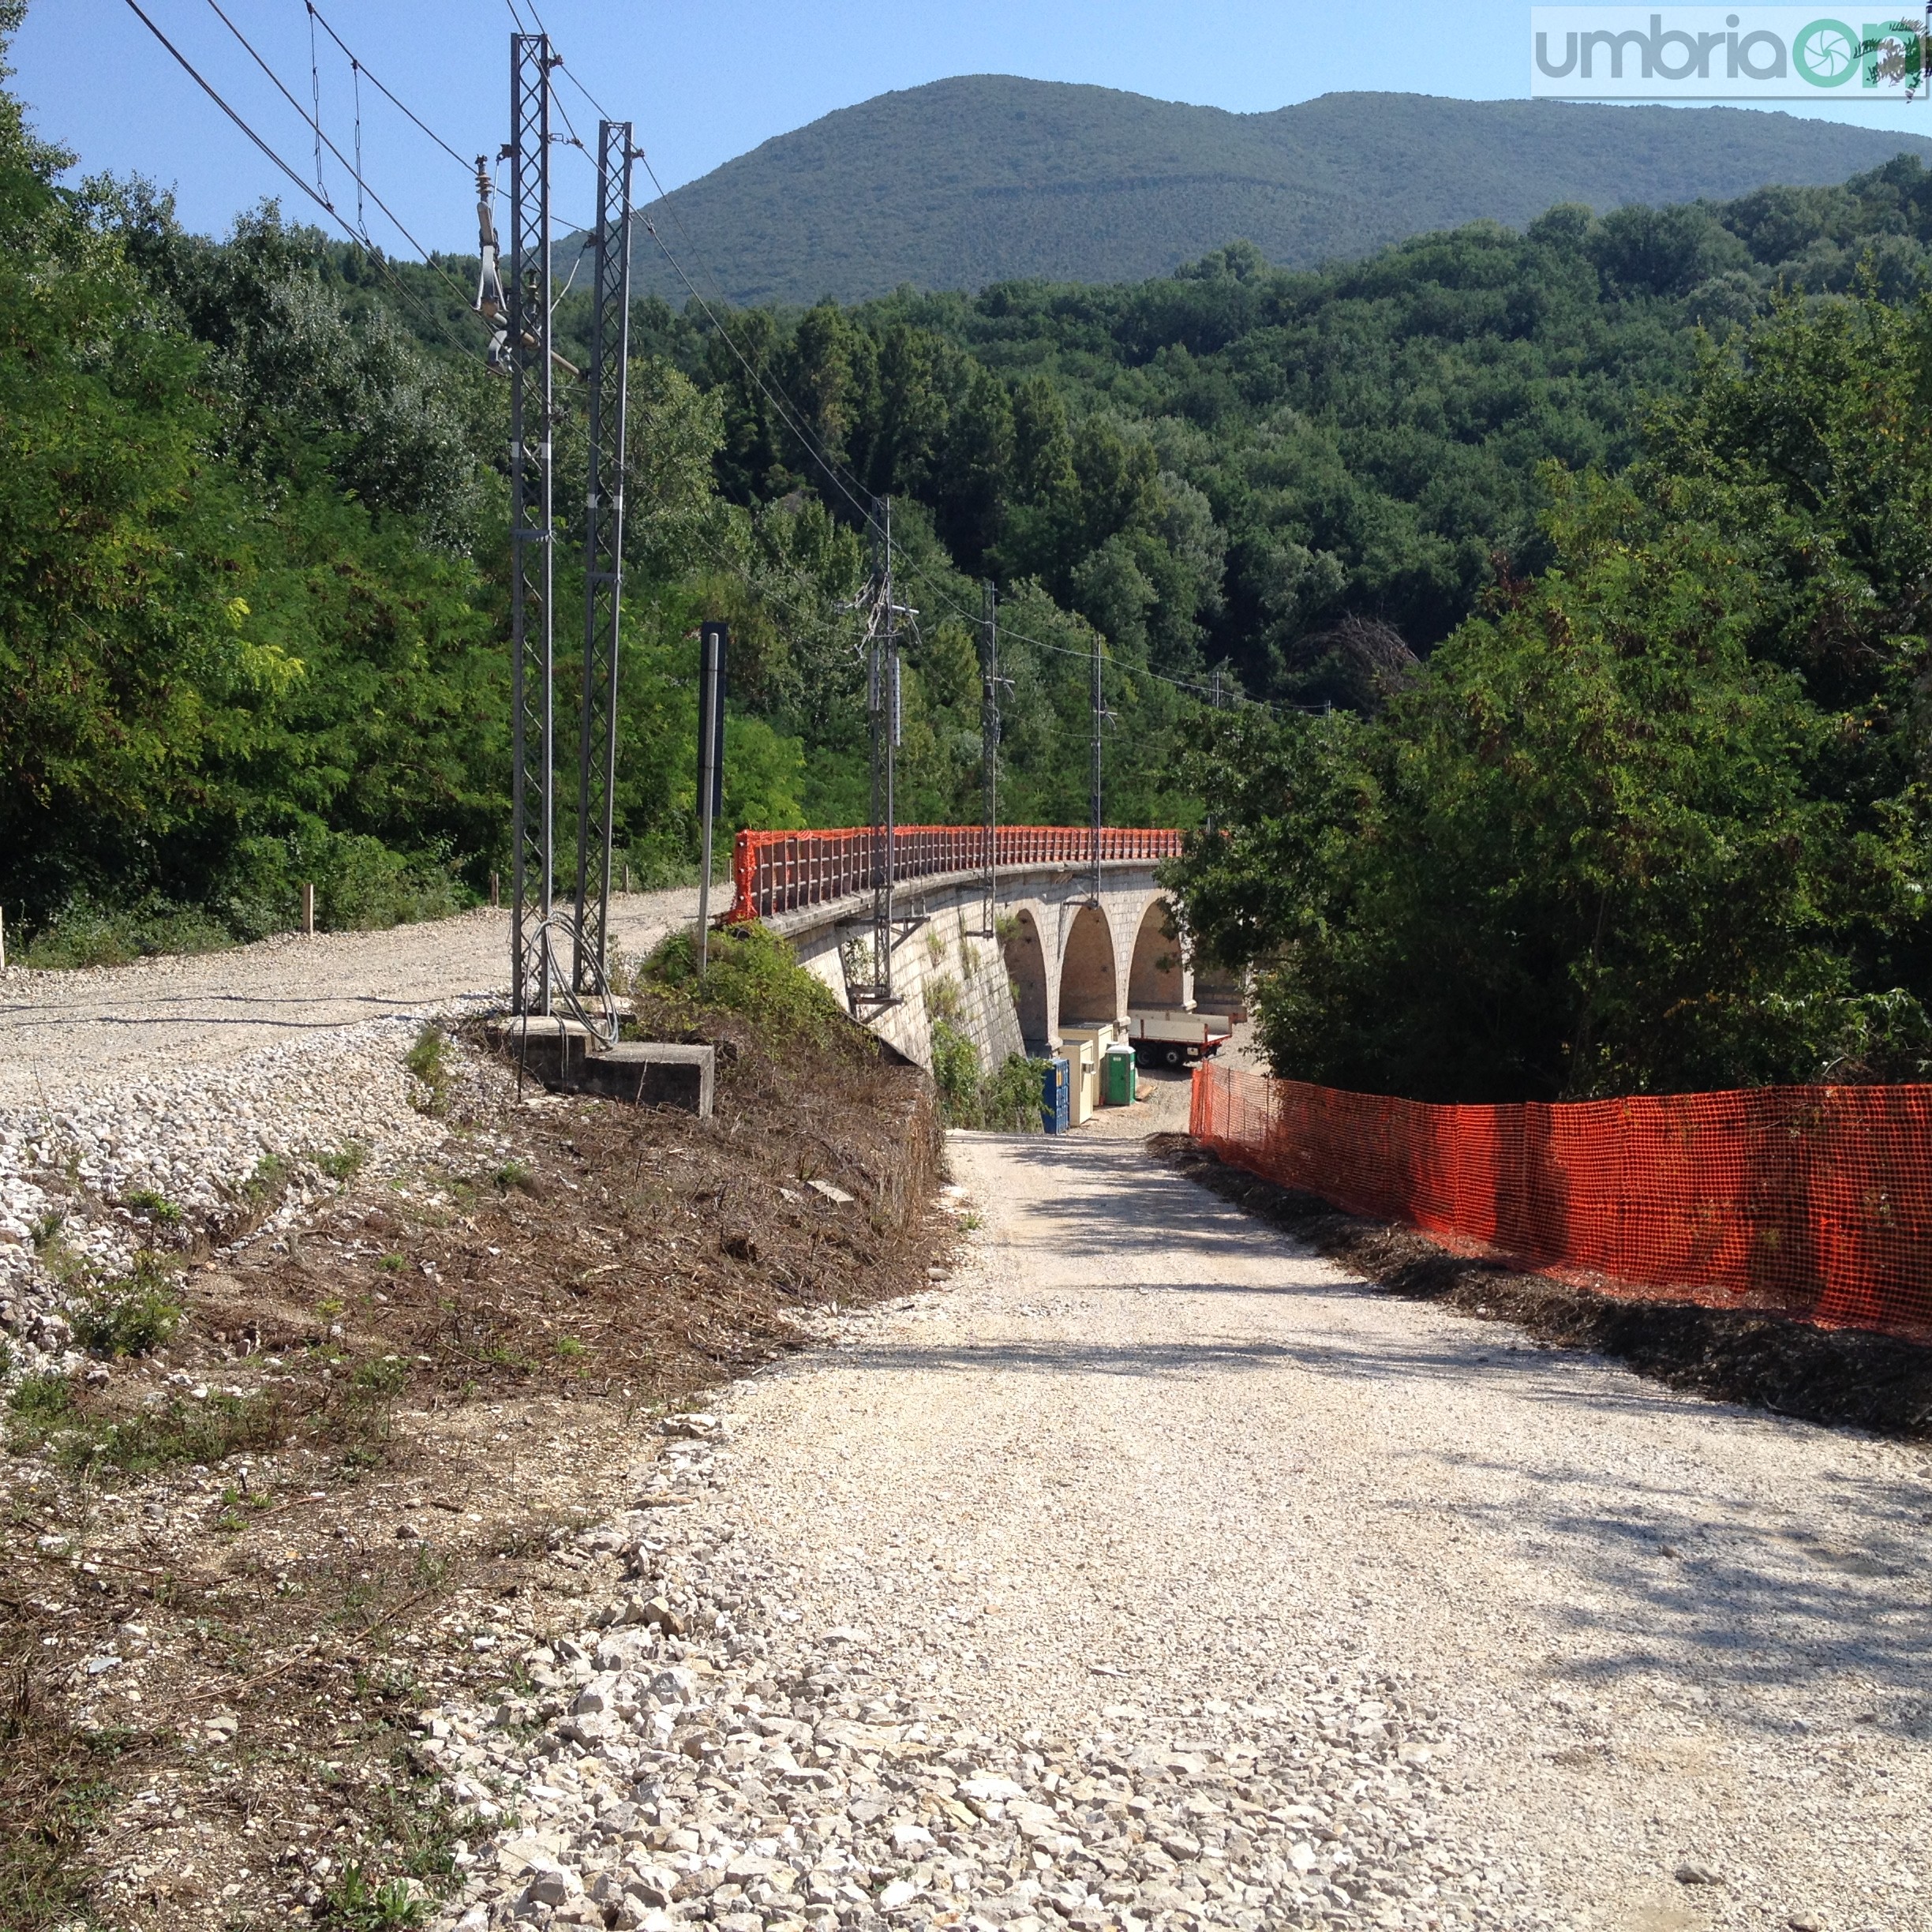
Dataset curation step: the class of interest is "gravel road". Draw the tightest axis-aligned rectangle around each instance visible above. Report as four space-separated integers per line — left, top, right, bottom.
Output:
691 1135 1930 1930
0 889 698 1103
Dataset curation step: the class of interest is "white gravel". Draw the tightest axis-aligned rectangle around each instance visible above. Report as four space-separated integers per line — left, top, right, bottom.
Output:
424 1133 1932 1932
0 891 698 1101
0 892 696 1374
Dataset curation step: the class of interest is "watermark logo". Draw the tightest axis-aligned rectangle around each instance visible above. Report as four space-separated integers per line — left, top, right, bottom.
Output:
1531 7 1926 97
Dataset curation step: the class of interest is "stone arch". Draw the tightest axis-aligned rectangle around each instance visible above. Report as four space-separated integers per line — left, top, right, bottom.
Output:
1001 906 1050 1052
1059 901 1120 1028
1128 897 1185 1011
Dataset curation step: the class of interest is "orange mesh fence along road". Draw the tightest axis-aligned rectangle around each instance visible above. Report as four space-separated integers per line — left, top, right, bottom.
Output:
728 826 1181 923
1190 1062 1932 1342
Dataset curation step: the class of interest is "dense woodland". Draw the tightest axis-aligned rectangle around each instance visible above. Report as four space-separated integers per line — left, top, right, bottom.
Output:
8 3 1932 1095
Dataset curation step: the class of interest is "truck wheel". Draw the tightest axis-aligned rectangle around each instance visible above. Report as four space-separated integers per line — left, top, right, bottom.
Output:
1162 1045 1183 1068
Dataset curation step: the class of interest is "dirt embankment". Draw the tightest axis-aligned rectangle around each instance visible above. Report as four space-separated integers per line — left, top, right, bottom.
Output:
2 990 943 1932
1151 1134 1932 1440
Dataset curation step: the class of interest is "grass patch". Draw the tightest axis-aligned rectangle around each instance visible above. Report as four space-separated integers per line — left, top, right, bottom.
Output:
405 1026 453 1116
69 1252 183 1357
489 1160 537 1195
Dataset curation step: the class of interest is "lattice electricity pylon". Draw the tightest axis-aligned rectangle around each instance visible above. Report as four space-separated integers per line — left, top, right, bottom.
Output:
507 31 556 1017
976 579 1010 939
1088 632 1114 907
571 118 635 995
843 497 917 1010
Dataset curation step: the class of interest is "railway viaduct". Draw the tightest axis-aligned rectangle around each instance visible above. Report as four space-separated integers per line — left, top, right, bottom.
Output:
726 827 1205 1073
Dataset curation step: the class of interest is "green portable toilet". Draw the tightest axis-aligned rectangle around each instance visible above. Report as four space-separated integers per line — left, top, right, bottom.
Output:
1103 1044 1138 1106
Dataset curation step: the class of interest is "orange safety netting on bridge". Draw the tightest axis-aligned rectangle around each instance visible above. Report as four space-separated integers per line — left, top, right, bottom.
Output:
1189 1062 1932 1342
729 825 1181 923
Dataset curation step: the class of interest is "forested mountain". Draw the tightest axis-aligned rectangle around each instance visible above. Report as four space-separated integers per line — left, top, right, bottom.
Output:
605 79 1932 304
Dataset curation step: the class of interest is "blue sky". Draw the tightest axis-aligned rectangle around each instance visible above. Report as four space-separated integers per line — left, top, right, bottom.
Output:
17 2 1932 256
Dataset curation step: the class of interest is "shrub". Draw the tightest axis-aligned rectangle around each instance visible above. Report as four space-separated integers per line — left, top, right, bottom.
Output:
21 893 234 969
979 1053 1046 1133
930 1020 982 1125
643 921 848 1047
69 1252 183 1357
929 1028 1043 1133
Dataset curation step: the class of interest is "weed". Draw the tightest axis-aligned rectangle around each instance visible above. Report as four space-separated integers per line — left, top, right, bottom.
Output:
350 1357 409 1397
70 1252 183 1357
405 1026 453 1116
552 1335 586 1361
32 1237 91 1291
490 1160 537 1195
7 1374 73 1440
316 1142 368 1182
0 1668 130 1932
118 1186 182 1226
0 1335 10 1379
378 1253 406 1274
924 974 964 1025
242 1154 291 1208
8 1380 289 1474
319 1863 424 1929
26 1212 63 1250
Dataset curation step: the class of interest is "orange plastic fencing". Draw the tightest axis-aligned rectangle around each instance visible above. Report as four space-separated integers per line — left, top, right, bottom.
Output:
1190 1061 1932 1342
728 825 1181 923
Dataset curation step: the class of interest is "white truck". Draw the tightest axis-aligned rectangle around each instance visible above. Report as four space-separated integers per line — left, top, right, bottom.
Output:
1125 1009 1234 1069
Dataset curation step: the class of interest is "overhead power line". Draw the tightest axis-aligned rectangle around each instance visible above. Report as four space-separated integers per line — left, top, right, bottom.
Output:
200 0 470 304
303 2 474 173
118 0 478 348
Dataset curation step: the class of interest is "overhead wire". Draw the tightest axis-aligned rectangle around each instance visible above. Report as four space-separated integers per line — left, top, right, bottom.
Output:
119 0 479 351
591 129 1284 717
350 46 364 234
251 6 1287 730
303 3 472 173
198 0 479 313
534 52 1303 724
